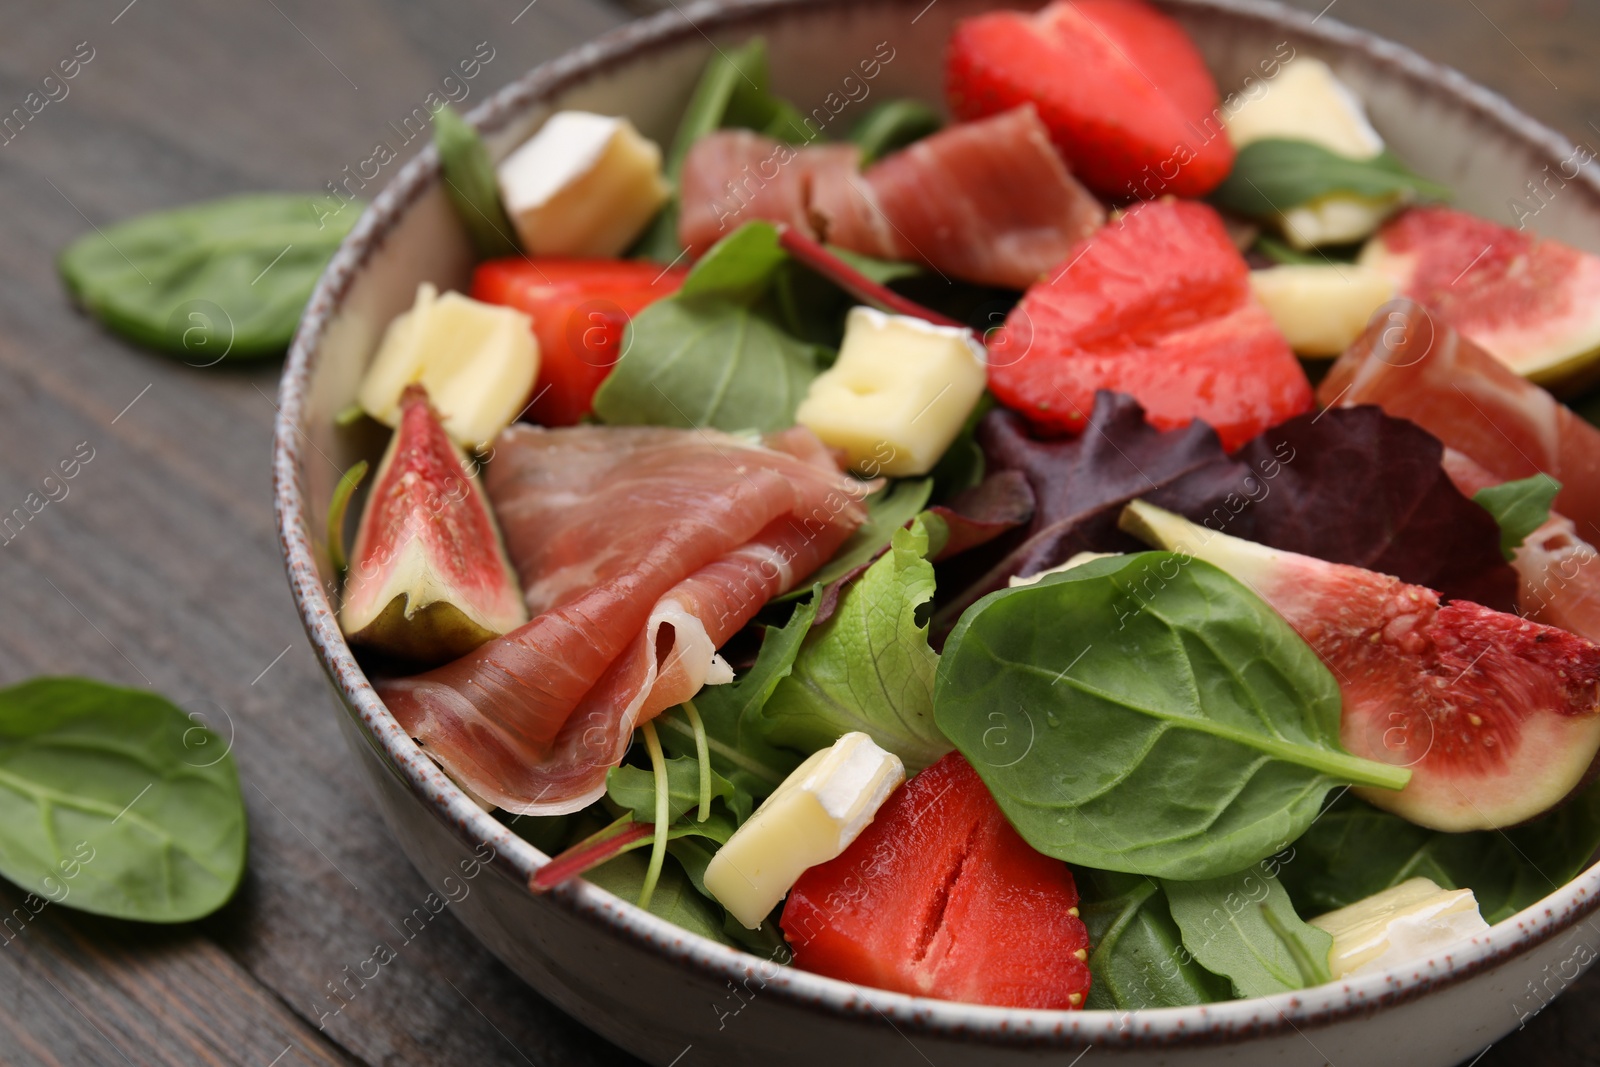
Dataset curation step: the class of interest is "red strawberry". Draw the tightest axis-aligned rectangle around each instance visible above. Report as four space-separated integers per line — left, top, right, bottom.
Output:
988 199 1309 451
946 0 1235 199
781 753 1091 1010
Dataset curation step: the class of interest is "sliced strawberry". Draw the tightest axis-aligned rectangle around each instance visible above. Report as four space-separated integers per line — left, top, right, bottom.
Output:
946 0 1235 199
988 199 1310 451
781 753 1090 1010
470 259 687 427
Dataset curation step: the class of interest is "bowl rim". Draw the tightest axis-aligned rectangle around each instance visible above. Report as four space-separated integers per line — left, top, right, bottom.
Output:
272 0 1600 1050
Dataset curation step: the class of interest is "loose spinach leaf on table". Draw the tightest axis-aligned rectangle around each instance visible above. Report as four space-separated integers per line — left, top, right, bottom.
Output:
1079 869 1231 1010
1279 788 1600 925
593 223 823 432
1165 865 1332 998
849 99 943 166
1210 138 1450 219
59 193 361 362
0 678 247 923
934 554 1409 880
762 518 951 770
434 104 519 258
1474 474 1562 560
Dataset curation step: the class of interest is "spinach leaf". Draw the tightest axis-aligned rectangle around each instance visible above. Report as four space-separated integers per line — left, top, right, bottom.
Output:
1279 788 1600 925
1079 869 1231 1010
0 678 247 923
934 553 1409 879
656 595 817 802
59 193 360 361
1475 474 1562 560
1165 865 1332 998
1211 139 1450 219
763 518 951 769
849 99 943 165
607 756 744 825
586 848 735 945
825 245 924 286
594 223 822 432
434 105 519 258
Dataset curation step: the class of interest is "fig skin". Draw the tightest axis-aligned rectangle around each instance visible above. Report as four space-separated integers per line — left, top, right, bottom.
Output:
340 385 526 666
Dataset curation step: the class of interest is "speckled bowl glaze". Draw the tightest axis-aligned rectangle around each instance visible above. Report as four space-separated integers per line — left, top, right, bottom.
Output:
272 1 1600 1063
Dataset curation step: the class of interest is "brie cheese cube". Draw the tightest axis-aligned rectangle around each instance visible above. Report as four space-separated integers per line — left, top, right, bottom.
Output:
705 732 905 929
1309 877 1491 978
496 111 669 258
357 282 538 451
795 307 987 477
1249 264 1396 356
1225 58 1401 249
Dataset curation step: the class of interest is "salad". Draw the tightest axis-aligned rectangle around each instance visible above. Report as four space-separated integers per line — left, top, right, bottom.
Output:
328 0 1600 1013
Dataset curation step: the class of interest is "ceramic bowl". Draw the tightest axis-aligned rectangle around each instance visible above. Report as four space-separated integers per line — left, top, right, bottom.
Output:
272 1 1600 1063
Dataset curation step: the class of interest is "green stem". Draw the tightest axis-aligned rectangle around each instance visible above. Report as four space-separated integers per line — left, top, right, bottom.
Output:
326 459 369 576
637 722 669 910
681 700 712 823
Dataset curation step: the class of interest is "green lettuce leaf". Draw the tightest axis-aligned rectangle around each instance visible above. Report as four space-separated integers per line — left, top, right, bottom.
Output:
1474 474 1562 560
1210 138 1450 219
761 517 951 769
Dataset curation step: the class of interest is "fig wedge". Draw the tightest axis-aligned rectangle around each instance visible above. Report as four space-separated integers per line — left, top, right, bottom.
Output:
340 385 526 665
1120 500 1600 832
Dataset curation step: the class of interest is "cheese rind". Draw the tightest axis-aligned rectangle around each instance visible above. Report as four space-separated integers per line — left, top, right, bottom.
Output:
1309 876 1491 978
705 732 905 929
1250 264 1397 356
496 111 669 258
357 282 538 450
795 307 987 477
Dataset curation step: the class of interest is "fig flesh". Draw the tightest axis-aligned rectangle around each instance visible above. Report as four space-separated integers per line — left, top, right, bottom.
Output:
1121 500 1600 831
340 385 526 665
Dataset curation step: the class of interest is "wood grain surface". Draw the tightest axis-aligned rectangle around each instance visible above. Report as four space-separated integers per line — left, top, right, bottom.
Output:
0 1 1593 1065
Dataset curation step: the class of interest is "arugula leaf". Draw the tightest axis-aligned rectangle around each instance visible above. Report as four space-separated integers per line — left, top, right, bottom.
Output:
593 223 822 432
607 756 741 825
849 99 943 166
0 678 247 922
825 245 924 286
1210 139 1450 219
1079 869 1231 1009
634 38 807 262
935 554 1408 879
585 848 736 945
59 193 360 361
1475 474 1562 560
763 518 951 769
656 596 817 802
434 105 519 257
1279 788 1600 925
666 835 792 959
1165 866 1332 997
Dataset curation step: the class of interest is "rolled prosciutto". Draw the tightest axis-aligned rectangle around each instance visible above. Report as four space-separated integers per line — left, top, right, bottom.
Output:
678 105 1104 289
379 424 866 814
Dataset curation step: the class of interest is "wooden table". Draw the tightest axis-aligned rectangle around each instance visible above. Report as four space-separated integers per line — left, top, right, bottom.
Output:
0 1 1593 1064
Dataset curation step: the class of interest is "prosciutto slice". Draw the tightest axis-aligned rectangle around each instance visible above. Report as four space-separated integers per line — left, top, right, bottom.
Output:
378 425 865 814
677 105 1104 289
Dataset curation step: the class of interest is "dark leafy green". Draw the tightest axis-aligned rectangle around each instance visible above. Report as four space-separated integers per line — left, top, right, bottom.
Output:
763 518 951 769
1079 869 1231 1010
667 835 791 958
586 847 735 945
59 193 361 361
849 99 943 165
434 105 519 258
825 245 924 286
1211 139 1450 219
1475 474 1562 560
782 477 932 599
606 756 743 825
934 554 1409 879
1165 865 1332 997
593 223 822 432
0 678 247 922
1279 789 1600 925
